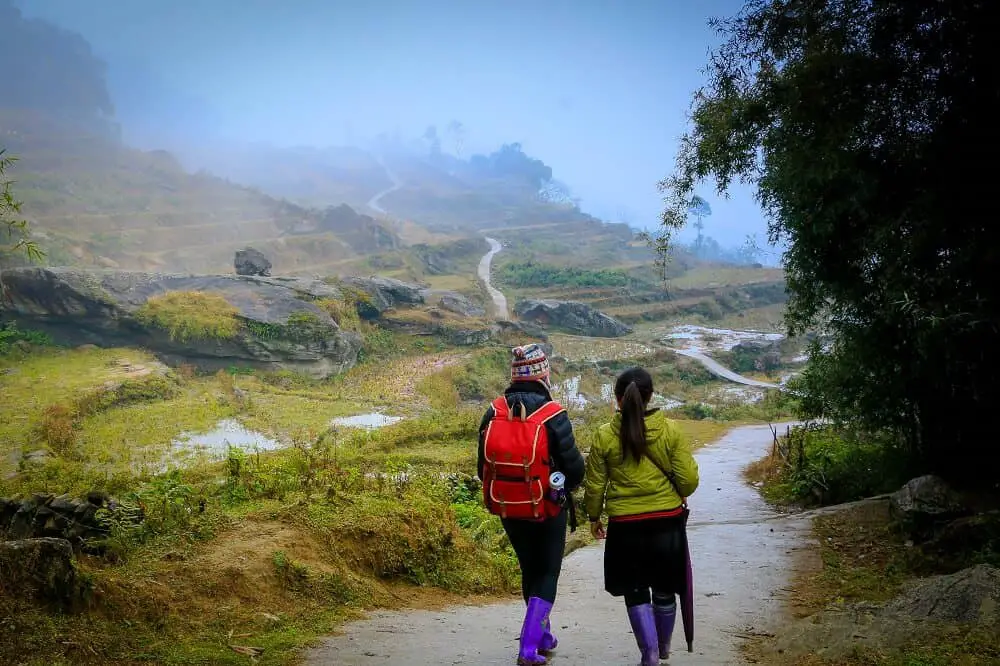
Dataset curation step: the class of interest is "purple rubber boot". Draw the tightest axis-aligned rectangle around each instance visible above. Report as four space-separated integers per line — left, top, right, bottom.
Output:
654 601 677 659
517 597 552 665
539 618 558 654
626 604 659 666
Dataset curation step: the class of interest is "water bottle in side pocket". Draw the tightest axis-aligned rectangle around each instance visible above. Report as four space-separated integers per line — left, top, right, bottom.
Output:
548 471 566 504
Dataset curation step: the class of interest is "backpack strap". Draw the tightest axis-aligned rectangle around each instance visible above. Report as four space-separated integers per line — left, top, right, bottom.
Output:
527 400 565 424
491 396 511 420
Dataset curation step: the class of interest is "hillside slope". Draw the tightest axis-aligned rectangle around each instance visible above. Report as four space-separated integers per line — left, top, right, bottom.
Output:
1 112 402 274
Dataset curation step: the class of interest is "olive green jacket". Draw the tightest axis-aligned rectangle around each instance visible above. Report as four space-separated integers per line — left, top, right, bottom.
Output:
583 410 700 520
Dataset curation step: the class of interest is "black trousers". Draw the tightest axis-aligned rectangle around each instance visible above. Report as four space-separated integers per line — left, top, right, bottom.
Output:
502 510 568 604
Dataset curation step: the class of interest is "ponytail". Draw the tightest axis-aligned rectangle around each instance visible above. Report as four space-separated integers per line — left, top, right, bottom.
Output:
614 367 654 463
619 381 649 462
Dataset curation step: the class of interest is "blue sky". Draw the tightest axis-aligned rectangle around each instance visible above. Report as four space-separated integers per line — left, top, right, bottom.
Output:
18 0 773 252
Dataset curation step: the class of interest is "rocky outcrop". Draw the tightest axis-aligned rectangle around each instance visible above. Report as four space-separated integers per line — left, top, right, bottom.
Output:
0 267 361 378
1 493 115 548
767 565 1000 661
889 475 971 542
0 538 79 602
234 247 272 276
381 307 499 346
432 292 486 318
342 276 425 314
513 299 632 338
413 238 488 275
497 320 549 342
884 564 1000 625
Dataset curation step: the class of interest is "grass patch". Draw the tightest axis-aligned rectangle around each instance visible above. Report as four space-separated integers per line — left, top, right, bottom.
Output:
136 291 240 342
0 344 518 665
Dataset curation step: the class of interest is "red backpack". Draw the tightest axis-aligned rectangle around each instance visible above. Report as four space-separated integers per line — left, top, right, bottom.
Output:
481 396 566 521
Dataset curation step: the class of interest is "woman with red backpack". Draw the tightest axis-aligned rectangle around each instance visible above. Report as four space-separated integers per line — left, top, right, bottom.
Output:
584 367 700 666
477 343 584 665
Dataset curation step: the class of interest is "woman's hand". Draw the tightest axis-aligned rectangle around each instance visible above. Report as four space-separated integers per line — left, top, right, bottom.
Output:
590 520 606 540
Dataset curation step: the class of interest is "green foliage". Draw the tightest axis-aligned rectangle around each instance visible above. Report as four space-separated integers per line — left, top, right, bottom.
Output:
497 260 636 289
716 342 782 375
136 291 241 342
659 0 995 484
97 473 211 560
762 425 912 507
0 321 52 355
1 150 43 267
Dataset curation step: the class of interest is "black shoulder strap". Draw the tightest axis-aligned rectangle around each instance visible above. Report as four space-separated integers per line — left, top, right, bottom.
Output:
647 449 686 507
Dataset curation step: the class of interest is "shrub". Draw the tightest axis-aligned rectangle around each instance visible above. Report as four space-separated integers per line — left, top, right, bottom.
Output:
497 260 637 289
75 375 180 417
37 403 77 453
758 425 913 506
317 297 361 330
0 321 53 355
451 349 509 401
136 291 240 342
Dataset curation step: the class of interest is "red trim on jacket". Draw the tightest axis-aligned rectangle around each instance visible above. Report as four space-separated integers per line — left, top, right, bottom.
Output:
608 507 685 523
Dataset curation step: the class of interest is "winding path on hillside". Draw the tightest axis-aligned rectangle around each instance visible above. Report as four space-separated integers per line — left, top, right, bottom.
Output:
304 423 812 665
478 237 509 321
674 348 782 389
367 155 403 216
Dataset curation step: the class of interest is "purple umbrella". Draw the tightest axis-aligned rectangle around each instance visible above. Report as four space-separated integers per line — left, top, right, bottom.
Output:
680 502 694 652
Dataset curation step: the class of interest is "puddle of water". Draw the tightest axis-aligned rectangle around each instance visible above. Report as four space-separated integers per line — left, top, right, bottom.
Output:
663 324 785 353
717 385 766 404
650 394 685 410
553 376 589 411
330 412 404 429
172 419 281 456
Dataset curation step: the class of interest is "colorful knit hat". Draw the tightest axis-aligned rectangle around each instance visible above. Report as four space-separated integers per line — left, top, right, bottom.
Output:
510 343 550 383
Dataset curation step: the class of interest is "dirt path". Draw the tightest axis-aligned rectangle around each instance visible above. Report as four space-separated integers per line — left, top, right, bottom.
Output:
367 155 403 216
478 237 509 321
304 423 812 665
675 349 782 389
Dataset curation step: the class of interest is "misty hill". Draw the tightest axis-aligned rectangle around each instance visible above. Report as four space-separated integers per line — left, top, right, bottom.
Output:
0 2 402 274
1 0 785 329
1 111 401 274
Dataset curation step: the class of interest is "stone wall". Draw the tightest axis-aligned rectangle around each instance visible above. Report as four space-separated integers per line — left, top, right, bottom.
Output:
1 492 114 550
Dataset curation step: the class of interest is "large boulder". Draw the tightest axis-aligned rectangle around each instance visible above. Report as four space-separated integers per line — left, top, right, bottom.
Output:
434 292 486 318
883 564 1000 626
0 537 79 602
513 299 632 338
889 475 971 542
380 307 499 346
0 267 360 379
496 319 549 342
234 247 272 276
342 276 425 314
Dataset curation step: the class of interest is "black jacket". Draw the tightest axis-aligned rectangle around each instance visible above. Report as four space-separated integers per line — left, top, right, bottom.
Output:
476 381 585 492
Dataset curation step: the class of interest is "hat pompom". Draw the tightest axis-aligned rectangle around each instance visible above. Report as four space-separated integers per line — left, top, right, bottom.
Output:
512 346 526 359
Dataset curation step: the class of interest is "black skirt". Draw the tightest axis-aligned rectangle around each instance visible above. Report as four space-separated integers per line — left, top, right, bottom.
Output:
604 513 689 597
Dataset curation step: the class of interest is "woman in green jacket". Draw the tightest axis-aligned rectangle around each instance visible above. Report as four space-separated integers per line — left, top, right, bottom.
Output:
584 367 699 666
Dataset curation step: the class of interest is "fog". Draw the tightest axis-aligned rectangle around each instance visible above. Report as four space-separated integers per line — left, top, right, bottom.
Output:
13 0 775 255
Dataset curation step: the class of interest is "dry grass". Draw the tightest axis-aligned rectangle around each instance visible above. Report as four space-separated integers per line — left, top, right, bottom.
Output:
667 265 785 290
135 291 241 342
